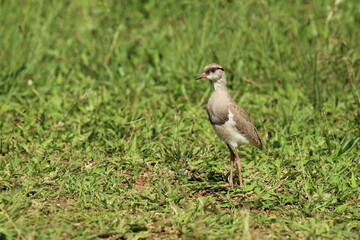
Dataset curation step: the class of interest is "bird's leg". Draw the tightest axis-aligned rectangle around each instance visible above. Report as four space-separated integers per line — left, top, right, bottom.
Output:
234 148 243 188
227 144 235 188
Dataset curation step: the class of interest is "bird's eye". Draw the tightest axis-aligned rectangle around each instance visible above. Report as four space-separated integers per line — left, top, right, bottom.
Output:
210 68 216 73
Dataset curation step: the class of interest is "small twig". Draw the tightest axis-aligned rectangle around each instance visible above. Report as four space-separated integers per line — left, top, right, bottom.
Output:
326 0 344 24
103 23 124 66
28 79 45 103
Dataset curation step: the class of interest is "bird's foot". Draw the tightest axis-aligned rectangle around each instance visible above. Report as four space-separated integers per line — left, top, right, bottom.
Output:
227 176 234 188
220 182 234 188
238 175 243 189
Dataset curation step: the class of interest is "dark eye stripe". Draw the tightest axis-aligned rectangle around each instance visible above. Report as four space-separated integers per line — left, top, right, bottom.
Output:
205 67 224 74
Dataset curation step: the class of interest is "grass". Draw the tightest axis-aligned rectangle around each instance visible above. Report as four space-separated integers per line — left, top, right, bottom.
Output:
0 0 359 239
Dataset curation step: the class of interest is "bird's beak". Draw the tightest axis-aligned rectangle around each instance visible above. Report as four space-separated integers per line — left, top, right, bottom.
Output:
196 72 207 80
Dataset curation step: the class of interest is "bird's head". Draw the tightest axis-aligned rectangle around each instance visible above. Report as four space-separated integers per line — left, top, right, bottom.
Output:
196 63 225 82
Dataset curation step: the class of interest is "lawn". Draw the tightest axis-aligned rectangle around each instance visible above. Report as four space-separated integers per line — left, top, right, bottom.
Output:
0 0 359 239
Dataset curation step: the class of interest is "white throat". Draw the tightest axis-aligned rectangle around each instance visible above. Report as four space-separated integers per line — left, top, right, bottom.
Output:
213 77 227 91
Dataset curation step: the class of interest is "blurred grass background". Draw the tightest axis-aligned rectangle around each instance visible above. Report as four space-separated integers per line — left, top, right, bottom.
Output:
0 0 359 239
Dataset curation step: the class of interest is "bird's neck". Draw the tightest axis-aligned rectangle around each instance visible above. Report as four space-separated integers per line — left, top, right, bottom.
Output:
213 77 227 92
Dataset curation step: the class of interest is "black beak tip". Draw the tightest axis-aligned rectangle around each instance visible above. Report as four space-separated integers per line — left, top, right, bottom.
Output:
195 73 207 80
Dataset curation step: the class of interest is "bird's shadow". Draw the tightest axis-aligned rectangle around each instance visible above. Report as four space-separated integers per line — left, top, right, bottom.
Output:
187 171 244 193
187 170 227 182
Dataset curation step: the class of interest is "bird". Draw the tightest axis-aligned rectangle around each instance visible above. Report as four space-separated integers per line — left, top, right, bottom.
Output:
196 63 264 188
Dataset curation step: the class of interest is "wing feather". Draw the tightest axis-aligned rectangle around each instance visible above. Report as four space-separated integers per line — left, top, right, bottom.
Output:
228 103 264 150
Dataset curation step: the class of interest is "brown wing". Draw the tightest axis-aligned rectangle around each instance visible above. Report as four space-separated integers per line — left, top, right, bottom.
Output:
228 103 264 150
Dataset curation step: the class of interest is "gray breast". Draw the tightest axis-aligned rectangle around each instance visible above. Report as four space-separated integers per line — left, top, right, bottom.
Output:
206 91 231 125
206 108 228 125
